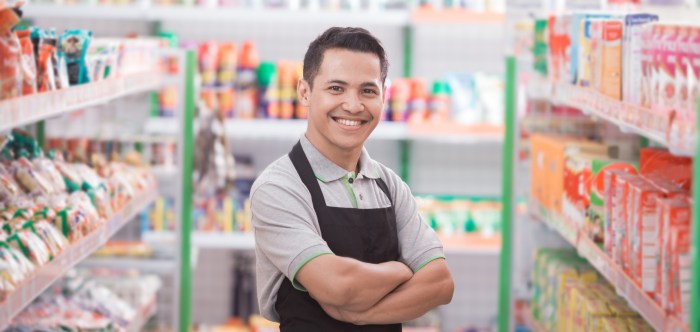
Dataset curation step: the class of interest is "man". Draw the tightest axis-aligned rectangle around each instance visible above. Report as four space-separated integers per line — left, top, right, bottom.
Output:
251 27 454 331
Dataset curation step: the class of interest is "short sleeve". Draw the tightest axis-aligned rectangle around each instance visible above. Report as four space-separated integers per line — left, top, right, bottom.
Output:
383 168 445 272
251 180 333 290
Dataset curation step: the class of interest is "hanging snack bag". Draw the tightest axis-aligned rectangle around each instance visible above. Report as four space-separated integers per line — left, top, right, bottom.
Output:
34 30 57 92
0 29 21 100
16 30 37 96
59 29 92 86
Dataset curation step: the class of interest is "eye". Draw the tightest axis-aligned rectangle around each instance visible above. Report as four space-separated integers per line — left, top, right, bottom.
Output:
328 86 343 93
362 88 378 95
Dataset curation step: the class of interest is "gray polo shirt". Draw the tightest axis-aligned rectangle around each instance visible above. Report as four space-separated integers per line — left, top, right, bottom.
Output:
251 136 445 322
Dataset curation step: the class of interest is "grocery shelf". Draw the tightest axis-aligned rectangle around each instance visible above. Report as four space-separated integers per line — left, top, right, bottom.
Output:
143 117 503 143
143 231 255 251
410 8 505 24
127 296 158 332
527 77 692 156
0 185 159 329
528 201 688 332
438 233 501 255
22 3 410 25
0 71 162 133
80 257 175 275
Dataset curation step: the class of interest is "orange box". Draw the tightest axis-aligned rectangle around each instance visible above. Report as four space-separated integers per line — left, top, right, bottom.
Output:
600 19 624 101
530 134 610 215
656 196 690 311
627 179 663 294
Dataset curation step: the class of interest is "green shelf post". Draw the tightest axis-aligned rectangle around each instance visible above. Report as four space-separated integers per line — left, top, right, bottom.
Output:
692 95 700 332
400 139 411 183
36 121 45 150
179 50 196 332
402 25 412 78
497 56 516 332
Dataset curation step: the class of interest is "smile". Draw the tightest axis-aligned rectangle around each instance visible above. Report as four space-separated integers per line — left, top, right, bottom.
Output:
332 117 367 127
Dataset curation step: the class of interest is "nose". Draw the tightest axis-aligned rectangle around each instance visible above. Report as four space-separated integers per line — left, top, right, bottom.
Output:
342 93 365 114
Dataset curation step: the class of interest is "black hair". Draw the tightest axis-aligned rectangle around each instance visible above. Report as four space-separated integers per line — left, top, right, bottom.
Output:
303 27 389 89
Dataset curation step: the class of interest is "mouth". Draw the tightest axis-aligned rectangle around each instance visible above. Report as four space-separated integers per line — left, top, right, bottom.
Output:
331 116 368 128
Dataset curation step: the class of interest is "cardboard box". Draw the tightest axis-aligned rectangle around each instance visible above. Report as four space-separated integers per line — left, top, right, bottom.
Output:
627 179 663 293
656 196 690 310
594 162 638 251
657 24 681 133
671 223 691 324
564 152 610 233
640 24 655 110
600 19 624 101
611 173 646 273
623 14 659 106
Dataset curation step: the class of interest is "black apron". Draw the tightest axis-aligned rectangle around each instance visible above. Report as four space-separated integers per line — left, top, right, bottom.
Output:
274 141 402 332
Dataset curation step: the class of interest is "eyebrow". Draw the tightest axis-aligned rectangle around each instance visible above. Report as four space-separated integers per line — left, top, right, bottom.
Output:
325 80 380 89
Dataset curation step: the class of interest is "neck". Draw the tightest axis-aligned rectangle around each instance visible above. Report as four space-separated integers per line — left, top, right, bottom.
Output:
305 133 362 173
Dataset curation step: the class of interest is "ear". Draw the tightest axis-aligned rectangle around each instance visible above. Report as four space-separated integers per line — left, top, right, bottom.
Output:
297 79 311 107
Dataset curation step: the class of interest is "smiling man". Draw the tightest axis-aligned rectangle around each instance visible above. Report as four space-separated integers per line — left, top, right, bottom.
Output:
250 27 454 332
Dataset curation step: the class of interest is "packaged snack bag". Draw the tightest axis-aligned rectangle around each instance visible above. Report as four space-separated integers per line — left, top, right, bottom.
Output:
16 30 37 96
54 208 87 242
11 157 53 196
59 29 92 85
32 157 67 194
198 41 218 88
6 226 51 266
31 219 68 258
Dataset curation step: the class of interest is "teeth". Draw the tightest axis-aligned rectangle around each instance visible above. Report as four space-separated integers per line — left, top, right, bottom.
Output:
335 118 362 126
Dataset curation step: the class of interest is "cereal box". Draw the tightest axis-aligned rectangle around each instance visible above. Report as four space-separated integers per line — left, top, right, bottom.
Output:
579 18 603 87
611 173 646 272
656 196 690 310
671 223 691 324
564 152 610 234
593 162 638 250
627 179 663 293
549 15 572 83
590 20 606 92
640 24 655 109
600 19 624 101
657 24 680 133
649 24 664 129
623 14 659 105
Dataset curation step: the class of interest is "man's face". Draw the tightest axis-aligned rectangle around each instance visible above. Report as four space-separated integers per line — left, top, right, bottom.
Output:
299 48 384 156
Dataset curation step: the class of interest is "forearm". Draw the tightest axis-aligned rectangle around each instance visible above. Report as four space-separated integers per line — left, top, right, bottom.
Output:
334 259 413 311
322 259 453 325
300 255 412 311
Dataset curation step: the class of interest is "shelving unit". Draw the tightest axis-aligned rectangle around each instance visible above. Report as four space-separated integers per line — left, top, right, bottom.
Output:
501 69 700 332
22 3 410 25
0 71 162 132
143 231 499 255
142 117 503 144
0 186 158 329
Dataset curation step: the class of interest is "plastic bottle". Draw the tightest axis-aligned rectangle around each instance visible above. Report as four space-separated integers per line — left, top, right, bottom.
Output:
235 41 260 119
278 62 296 119
294 63 309 119
389 78 410 122
429 80 451 122
198 41 218 88
257 61 279 119
408 79 428 123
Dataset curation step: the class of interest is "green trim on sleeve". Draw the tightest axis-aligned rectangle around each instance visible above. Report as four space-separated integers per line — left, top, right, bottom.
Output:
291 251 334 291
414 256 446 273
314 173 327 183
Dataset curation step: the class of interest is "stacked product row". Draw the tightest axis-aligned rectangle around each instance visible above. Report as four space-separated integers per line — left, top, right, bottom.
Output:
8 269 161 331
0 131 154 301
531 133 692 324
1 7 163 101
531 248 653 332
162 39 504 126
533 13 700 148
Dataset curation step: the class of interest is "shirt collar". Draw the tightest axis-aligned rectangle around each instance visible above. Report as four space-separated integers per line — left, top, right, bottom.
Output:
300 135 380 183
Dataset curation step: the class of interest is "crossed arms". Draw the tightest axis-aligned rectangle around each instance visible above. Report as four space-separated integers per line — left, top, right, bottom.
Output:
295 254 454 325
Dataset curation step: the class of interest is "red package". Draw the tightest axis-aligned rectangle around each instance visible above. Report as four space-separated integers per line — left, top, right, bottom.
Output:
627 179 663 294
36 42 57 92
670 223 691 323
611 173 645 274
656 196 690 310
640 148 692 191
